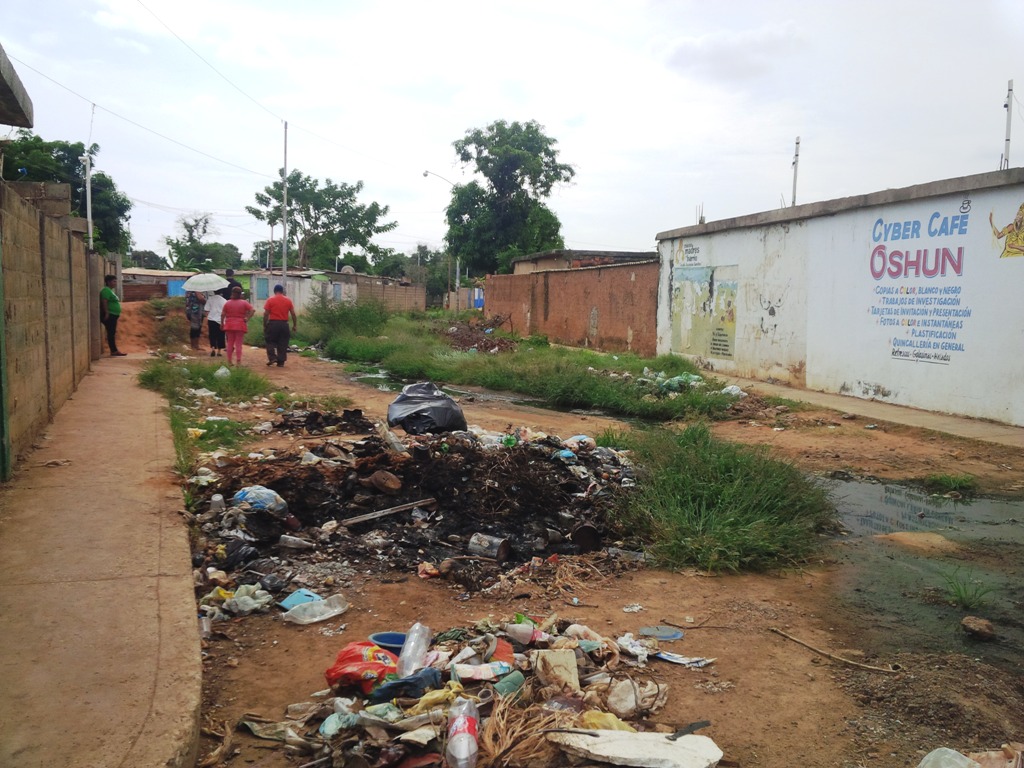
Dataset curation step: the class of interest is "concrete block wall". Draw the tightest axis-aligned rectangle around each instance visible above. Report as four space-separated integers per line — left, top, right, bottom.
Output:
486 262 659 356
1 184 97 478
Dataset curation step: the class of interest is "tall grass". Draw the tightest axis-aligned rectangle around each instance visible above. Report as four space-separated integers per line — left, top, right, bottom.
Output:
305 293 390 342
611 424 837 571
315 309 734 420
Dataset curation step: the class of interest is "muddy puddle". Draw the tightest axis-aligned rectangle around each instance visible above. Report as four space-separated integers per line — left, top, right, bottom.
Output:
828 480 1024 671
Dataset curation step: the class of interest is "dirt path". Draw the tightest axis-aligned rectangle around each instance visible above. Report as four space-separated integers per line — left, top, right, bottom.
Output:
118 304 1023 767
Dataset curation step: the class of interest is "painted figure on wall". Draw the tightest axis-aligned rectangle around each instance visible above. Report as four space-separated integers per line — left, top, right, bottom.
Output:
989 202 1024 258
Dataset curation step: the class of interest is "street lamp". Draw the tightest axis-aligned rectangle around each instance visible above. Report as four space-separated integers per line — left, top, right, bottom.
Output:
422 170 455 187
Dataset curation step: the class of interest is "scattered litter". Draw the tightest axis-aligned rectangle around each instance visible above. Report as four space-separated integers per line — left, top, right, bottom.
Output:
720 384 748 398
655 651 717 668
640 625 685 641
865 423 878 430
38 459 71 467
623 603 644 613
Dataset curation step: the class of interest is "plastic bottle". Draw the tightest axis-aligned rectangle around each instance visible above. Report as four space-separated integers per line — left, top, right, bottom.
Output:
445 696 479 768
395 622 431 678
209 494 225 513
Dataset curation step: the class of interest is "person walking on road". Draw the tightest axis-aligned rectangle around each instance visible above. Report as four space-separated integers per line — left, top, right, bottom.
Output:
263 284 297 367
99 275 127 356
217 268 243 299
204 290 227 357
221 286 255 365
185 290 206 351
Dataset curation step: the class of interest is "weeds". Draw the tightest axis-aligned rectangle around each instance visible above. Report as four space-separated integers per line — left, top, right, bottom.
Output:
270 392 353 410
941 567 994 609
316 311 735 420
924 473 978 495
139 358 274 477
139 359 272 403
305 293 389 341
610 424 837 571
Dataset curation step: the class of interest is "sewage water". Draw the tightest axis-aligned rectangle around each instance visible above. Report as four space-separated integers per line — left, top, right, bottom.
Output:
829 480 1024 671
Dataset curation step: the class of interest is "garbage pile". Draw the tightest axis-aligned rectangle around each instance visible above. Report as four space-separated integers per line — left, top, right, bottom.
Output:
220 614 723 768
274 407 377 436
187 425 645 618
441 315 518 354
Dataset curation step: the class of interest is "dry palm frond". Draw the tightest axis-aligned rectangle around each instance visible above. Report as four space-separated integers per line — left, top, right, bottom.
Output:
478 695 576 768
552 554 609 596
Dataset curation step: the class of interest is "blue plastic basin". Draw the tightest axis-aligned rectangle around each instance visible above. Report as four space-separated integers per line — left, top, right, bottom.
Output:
369 631 406 655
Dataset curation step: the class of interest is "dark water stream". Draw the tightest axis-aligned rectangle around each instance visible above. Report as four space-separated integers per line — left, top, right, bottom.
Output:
828 480 1024 670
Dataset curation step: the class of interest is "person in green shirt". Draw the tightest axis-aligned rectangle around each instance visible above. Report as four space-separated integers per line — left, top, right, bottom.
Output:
99 275 126 356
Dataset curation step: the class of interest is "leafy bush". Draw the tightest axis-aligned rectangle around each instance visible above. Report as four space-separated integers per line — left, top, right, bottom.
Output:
306 292 389 341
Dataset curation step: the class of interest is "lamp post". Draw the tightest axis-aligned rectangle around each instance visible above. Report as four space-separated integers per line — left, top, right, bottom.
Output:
80 154 94 250
422 169 455 187
423 170 459 310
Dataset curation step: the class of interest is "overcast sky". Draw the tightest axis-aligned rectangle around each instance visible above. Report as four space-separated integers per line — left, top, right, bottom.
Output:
3 0 1022 265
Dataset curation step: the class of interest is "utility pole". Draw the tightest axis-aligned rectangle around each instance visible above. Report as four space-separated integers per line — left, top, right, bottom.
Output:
282 121 289 280
1002 80 1013 170
791 136 800 207
81 153 94 250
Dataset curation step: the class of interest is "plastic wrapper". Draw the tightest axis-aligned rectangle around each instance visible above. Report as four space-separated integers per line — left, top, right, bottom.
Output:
325 641 398 694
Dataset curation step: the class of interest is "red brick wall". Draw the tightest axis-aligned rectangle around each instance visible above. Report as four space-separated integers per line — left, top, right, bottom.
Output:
485 262 659 356
123 283 167 302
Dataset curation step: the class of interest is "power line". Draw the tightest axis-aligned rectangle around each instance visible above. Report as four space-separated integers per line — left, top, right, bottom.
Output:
135 0 284 123
9 55 273 179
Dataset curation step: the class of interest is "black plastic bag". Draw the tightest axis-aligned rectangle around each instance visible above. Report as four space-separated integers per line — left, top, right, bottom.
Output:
387 381 467 435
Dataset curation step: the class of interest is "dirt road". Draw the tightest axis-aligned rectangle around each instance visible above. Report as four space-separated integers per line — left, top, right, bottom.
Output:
120 305 1024 767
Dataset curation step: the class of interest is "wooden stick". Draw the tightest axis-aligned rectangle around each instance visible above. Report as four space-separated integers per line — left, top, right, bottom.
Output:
340 498 436 526
660 618 733 630
768 627 901 674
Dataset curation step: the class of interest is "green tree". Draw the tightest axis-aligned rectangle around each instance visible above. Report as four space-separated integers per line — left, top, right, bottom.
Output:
0 129 132 253
370 249 409 278
130 249 165 269
246 169 397 269
163 214 240 271
406 244 449 305
444 120 574 274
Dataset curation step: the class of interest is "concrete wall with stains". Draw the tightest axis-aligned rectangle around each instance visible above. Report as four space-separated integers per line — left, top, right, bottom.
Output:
657 168 1024 426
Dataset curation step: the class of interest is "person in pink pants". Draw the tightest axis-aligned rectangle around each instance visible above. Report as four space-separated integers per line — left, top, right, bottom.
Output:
220 286 255 365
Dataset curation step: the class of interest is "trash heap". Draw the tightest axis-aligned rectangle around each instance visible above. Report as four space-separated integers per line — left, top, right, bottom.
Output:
584 366 748 403
187 423 646 622
227 614 723 768
440 315 518 354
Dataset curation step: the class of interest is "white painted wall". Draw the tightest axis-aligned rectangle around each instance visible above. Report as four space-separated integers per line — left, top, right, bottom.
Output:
658 173 1024 426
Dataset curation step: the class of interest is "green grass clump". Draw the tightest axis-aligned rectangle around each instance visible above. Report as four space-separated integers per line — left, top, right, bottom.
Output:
154 316 189 347
941 567 994 609
924 473 978 494
139 359 273 402
194 418 252 450
610 424 837 571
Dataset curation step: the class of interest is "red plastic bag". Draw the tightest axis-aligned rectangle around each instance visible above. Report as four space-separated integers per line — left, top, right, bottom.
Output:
325 642 398 694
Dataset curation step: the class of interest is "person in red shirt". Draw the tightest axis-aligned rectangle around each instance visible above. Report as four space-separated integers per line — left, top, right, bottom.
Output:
263 284 297 367
221 286 255 365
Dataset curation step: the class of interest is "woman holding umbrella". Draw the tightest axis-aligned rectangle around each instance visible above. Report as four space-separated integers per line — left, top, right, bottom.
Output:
180 273 231 353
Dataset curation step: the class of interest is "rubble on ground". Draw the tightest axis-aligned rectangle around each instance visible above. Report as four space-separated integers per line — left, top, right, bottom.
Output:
441 315 519 354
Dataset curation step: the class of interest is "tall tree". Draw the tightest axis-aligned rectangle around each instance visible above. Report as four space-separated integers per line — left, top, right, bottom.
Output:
164 214 240 271
0 129 132 253
444 120 574 274
129 249 165 269
247 169 397 269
